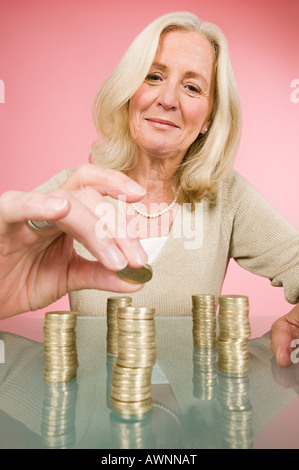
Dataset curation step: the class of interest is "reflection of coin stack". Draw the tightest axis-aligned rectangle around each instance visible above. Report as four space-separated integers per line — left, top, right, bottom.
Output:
110 307 156 420
109 411 155 449
193 347 218 400
216 295 251 375
41 379 78 449
106 297 132 355
43 312 78 383
106 353 117 408
217 373 253 449
192 295 216 348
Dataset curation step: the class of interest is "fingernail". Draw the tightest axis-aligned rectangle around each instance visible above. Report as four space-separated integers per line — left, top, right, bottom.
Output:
104 245 128 270
125 181 146 195
45 197 69 212
276 346 281 366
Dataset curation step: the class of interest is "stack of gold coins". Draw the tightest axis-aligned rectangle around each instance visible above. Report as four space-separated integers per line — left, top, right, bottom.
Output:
217 373 253 449
192 346 218 400
218 295 251 340
106 296 132 355
216 295 251 375
41 379 78 449
192 295 217 348
110 307 156 419
43 311 78 383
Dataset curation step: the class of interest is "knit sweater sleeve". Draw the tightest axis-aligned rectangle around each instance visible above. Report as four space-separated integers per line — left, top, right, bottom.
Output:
33 168 74 193
223 171 299 304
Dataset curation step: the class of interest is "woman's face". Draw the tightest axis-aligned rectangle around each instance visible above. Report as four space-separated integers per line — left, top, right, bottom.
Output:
129 30 215 163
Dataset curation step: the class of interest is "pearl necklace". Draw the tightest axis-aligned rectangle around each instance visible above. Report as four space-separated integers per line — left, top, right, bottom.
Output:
130 191 178 219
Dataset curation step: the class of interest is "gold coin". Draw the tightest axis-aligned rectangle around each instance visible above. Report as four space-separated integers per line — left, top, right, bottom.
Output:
117 354 156 365
44 345 77 352
117 341 156 350
44 367 78 375
44 316 77 323
116 359 155 368
111 391 152 403
44 372 77 383
45 311 77 318
111 370 152 380
117 348 156 357
117 325 155 334
43 323 76 329
112 364 153 376
44 357 78 365
118 330 156 338
111 382 152 392
44 331 76 337
44 337 76 344
44 342 76 348
107 296 133 303
219 296 249 311
192 295 216 306
117 322 155 330
110 396 153 409
44 354 78 361
111 379 151 389
116 264 153 284
117 306 155 318
111 378 152 389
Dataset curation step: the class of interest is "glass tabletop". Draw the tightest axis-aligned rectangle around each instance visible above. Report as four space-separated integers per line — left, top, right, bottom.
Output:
0 314 298 450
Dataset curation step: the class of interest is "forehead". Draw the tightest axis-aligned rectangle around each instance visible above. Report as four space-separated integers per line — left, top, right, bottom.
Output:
154 29 215 78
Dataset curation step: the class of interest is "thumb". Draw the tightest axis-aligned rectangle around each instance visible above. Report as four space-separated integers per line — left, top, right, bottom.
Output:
271 323 292 367
271 305 299 367
67 254 144 294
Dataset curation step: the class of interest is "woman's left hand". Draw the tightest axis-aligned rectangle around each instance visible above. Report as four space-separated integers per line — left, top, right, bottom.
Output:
271 304 299 367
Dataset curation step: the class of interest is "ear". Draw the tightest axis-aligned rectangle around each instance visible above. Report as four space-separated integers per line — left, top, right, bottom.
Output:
200 120 211 134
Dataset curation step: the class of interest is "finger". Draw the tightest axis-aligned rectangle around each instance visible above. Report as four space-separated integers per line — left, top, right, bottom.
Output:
48 190 127 270
68 254 145 293
273 306 299 367
61 164 146 201
49 188 147 271
0 190 71 226
271 317 294 367
77 186 148 267
63 187 147 269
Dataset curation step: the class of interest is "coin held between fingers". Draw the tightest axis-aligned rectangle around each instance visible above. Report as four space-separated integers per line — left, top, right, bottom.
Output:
27 220 53 231
116 264 153 284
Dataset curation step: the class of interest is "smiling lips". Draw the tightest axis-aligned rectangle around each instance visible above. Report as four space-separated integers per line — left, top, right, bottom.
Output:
145 118 179 129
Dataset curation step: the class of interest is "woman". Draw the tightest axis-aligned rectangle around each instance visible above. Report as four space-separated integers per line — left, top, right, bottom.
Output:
0 12 298 367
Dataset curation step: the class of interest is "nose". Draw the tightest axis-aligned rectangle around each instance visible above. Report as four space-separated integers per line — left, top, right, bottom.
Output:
158 81 179 110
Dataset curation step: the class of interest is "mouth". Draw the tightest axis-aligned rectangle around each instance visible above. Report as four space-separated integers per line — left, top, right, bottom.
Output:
145 118 179 129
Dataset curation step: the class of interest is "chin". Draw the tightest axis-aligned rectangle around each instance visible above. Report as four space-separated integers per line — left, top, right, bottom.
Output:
145 148 179 160
138 140 181 159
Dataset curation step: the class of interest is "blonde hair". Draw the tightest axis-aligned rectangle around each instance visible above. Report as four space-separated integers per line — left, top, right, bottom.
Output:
91 11 241 203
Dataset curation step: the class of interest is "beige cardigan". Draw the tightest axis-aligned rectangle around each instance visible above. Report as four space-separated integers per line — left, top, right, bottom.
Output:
36 168 299 316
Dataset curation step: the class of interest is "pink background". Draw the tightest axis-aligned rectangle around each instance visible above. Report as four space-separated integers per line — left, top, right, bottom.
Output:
0 0 298 321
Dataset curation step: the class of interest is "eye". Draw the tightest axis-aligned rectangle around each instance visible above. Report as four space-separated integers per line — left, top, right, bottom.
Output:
186 84 201 94
145 73 162 83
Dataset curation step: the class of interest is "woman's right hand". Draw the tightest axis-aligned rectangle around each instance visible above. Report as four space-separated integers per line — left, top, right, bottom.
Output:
0 164 148 319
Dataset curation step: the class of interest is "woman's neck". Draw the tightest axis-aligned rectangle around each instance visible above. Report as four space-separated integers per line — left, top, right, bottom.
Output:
126 153 179 204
